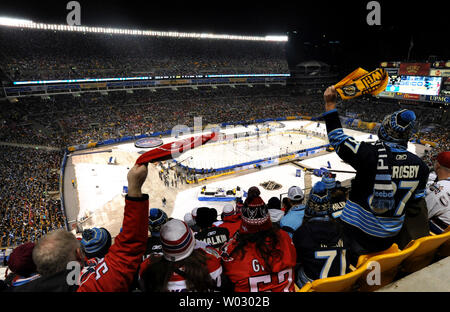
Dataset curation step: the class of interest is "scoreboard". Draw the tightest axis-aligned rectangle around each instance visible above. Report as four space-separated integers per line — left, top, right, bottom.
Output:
384 75 442 96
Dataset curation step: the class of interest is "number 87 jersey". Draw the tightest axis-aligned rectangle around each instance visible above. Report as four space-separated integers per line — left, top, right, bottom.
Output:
220 229 297 292
324 109 429 238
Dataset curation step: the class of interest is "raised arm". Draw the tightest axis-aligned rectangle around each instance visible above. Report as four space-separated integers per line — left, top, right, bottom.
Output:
78 164 149 292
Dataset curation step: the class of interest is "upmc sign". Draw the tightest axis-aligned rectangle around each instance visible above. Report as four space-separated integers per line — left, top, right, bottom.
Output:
399 63 430 76
425 95 450 103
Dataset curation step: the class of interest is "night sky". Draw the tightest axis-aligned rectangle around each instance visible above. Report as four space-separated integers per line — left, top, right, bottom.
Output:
0 0 448 71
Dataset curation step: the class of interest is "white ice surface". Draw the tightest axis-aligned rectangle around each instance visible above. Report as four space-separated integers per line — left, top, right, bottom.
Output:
74 163 128 219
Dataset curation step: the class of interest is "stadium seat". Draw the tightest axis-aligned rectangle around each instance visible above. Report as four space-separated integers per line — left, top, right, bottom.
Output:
297 263 368 292
356 243 418 292
355 243 400 268
401 230 450 274
437 226 450 258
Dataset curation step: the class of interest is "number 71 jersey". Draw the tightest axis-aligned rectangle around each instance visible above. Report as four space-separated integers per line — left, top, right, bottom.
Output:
220 229 297 292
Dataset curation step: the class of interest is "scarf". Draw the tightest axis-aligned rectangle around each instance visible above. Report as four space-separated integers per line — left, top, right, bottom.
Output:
369 141 395 214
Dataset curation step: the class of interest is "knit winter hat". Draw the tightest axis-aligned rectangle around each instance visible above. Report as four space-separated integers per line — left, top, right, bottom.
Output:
222 203 236 217
184 212 196 228
148 208 168 237
80 228 112 259
160 219 196 262
321 173 336 190
305 182 332 217
8 242 36 277
240 187 272 234
378 109 416 144
191 207 198 220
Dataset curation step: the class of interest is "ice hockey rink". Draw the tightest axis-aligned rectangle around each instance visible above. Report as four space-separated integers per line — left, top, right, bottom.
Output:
68 119 419 236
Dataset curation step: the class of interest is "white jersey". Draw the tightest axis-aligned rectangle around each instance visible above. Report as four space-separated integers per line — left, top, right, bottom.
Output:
425 178 450 228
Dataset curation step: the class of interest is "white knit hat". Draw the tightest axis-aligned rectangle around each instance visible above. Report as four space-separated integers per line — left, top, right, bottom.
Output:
160 219 196 262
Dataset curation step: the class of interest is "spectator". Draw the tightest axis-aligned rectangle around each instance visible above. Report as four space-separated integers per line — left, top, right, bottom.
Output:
281 197 292 212
267 197 284 226
220 186 296 292
215 204 242 238
426 151 450 234
184 212 200 233
322 86 429 264
293 182 350 288
145 208 169 258
280 186 306 237
194 208 230 250
322 173 347 218
139 219 223 292
13 164 149 292
80 227 112 260
4 242 40 289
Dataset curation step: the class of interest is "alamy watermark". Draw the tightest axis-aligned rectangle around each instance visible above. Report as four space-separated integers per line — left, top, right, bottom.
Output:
366 1 381 26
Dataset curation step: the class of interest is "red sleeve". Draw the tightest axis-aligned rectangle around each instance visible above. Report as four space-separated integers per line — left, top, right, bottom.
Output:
77 194 149 292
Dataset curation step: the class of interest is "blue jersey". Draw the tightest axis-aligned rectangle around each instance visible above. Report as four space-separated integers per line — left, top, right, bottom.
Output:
293 216 350 283
323 109 429 242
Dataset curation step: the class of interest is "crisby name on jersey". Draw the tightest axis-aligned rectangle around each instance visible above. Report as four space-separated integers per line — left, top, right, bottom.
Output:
392 165 420 179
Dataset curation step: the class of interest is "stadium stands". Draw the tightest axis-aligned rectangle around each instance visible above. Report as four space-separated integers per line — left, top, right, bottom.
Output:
0 21 449 293
0 27 288 82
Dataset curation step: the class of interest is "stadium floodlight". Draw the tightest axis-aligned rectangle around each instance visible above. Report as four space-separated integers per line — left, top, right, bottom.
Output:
265 35 288 42
0 16 288 42
0 17 33 27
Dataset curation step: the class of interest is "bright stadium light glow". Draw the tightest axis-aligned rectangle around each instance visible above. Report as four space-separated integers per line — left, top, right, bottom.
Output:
0 17 33 27
0 16 288 42
265 35 289 42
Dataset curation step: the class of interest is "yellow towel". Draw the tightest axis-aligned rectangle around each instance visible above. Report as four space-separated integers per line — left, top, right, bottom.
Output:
334 68 389 100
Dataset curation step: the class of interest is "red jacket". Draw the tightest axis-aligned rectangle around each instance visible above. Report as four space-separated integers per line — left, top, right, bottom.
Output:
77 194 149 292
215 214 242 238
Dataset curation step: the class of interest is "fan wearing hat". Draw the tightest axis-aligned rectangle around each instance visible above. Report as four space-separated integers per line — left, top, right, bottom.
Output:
194 207 230 250
322 173 348 219
143 208 168 258
5 242 40 288
267 197 285 227
292 182 350 288
220 187 297 292
426 151 450 234
138 219 223 292
214 203 242 239
279 185 306 238
80 228 112 260
322 86 430 260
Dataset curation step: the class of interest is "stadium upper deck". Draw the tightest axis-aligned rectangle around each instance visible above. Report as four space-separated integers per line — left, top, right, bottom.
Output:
0 22 289 83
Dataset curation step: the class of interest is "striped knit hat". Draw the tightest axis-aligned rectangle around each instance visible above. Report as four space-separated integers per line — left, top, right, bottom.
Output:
160 219 196 262
378 109 416 144
80 228 112 259
305 182 331 217
240 187 272 234
148 208 168 237
321 173 336 190
222 204 236 217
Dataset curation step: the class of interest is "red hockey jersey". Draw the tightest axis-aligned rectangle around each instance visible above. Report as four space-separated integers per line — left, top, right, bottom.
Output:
77 194 149 292
220 229 296 292
215 214 242 238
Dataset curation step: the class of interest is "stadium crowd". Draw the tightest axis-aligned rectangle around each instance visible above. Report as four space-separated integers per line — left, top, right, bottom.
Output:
1 85 447 149
0 146 66 249
0 27 288 82
1 85 449 293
